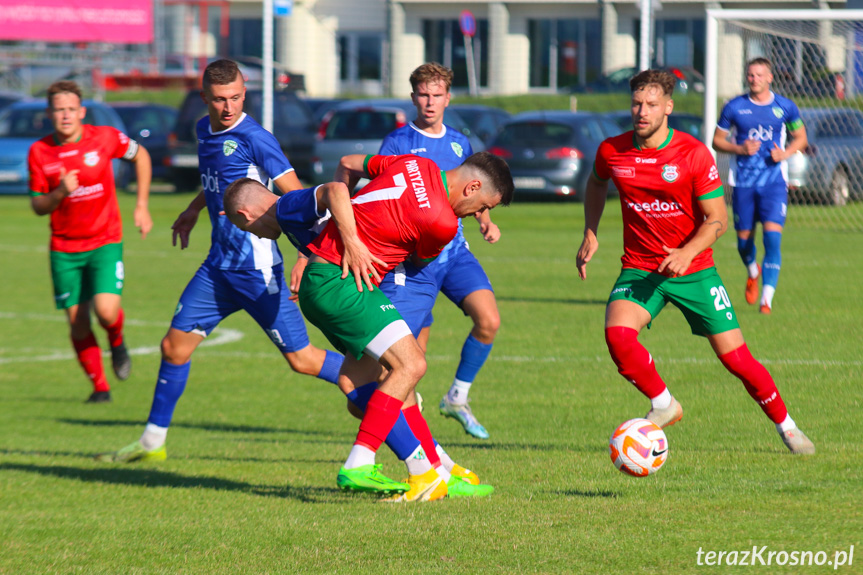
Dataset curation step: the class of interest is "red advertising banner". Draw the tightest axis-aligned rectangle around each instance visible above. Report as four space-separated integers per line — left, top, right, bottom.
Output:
0 0 153 43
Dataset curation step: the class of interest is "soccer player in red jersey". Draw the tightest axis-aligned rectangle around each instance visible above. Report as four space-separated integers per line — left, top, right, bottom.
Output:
29 81 153 403
300 152 513 500
576 69 814 454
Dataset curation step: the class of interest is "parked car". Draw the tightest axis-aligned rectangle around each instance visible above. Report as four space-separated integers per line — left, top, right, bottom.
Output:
303 97 347 124
0 99 130 195
166 88 316 190
310 99 484 185
0 91 23 112
785 107 863 206
109 102 178 180
604 110 705 140
486 111 623 201
449 104 511 146
572 66 704 95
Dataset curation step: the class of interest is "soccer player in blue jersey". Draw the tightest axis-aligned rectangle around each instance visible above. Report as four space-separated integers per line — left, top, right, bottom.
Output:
712 58 808 314
97 59 344 462
378 62 501 439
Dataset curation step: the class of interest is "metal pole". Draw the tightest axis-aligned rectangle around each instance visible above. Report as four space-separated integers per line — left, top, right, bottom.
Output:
464 34 478 97
639 0 651 70
263 0 274 133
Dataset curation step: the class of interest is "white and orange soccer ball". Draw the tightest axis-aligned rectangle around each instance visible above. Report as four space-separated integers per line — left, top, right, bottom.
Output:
609 418 669 477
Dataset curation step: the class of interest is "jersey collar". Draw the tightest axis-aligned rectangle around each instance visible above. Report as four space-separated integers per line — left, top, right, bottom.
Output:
440 170 449 197
747 91 776 106
633 128 674 151
410 122 447 139
209 112 247 135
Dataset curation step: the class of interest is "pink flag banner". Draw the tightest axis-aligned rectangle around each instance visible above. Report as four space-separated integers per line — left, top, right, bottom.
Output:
0 0 153 43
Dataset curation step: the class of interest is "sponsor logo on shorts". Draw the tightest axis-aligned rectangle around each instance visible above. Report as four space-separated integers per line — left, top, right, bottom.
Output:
269 329 285 346
174 302 183 316
55 292 70 302
661 164 679 183
223 140 238 156
379 304 396 312
84 151 100 167
451 142 464 158
611 287 632 296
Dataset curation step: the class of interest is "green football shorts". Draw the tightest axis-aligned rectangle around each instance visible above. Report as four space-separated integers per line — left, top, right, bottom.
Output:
608 267 740 336
298 262 411 360
50 242 124 310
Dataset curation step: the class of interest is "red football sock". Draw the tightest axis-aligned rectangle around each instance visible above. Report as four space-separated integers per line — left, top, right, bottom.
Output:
71 333 109 392
605 326 667 399
402 405 442 467
718 344 788 424
102 308 125 349
355 390 403 452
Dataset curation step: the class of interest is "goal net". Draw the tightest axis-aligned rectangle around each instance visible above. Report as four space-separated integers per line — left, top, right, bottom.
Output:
706 9 863 231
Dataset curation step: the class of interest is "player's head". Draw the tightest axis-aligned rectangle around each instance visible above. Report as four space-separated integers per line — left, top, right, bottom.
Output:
746 57 773 96
629 69 675 142
410 62 453 130
46 80 85 142
449 151 515 217
201 59 246 132
223 177 280 239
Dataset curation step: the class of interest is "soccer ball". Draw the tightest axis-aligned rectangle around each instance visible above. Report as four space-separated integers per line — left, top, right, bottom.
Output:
609 418 668 477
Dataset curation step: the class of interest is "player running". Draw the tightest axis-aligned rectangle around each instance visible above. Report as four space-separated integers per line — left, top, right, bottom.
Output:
29 80 153 403
712 57 808 314
379 62 501 439
96 59 343 463
576 69 814 455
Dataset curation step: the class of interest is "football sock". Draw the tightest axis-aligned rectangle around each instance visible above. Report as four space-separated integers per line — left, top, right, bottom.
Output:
140 423 168 450
402 405 442 467
71 333 109 392
344 444 376 469
762 230 782 294
761 285 776 309
354 390 402 452
102 308 125 349
317 349 344 385
737 235 757 271
718 344 788 424
403 445 434 476
346 382 422 461
776 414 797 434
435 444 456 473
650 388 672 410
447 334 493 404
147 359 191 428
605 327 667 399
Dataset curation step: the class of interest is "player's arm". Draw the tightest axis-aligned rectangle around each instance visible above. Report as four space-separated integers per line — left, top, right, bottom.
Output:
317 181 385 291
128 144 153 239
474 210 500 244
273 171 303 195
770 123 808 163
712 126 755 156
333 154 369 192
30 167 78 215
171 191 207 249
657 195 728 277
576 171 610 280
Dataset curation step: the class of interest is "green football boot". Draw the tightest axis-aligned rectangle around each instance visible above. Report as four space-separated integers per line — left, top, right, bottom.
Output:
95 440 167 463
446 475 494 498
336 464 410 495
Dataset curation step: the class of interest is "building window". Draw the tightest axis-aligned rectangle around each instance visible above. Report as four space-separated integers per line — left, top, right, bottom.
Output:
338 32 383 89
654 19 705 73
423 19 489 89
528 19 601 90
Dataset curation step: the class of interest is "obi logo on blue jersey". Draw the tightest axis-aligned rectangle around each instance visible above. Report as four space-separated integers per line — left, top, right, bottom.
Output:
201 168 220 193
747 125 774 142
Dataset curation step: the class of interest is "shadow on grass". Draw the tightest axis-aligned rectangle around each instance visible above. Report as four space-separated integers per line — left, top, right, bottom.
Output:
58 418 347 438
558 489 620 498
444 440 607 453
0 462 342 503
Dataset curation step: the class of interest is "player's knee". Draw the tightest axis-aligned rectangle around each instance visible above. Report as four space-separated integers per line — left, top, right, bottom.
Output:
474 311 501 341
399 350 427 385
346 399 364 420
605 326 639 366
161 335 192 364
284 349 321 376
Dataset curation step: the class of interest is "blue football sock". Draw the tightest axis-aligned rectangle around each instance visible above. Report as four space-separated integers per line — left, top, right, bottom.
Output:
317 349 344 384
147 359 191 428
762 231 782 290
454 334 493 383
346 381 419 461
737 235 757 267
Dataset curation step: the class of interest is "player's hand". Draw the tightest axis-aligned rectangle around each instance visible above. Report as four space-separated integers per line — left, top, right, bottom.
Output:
770 142 786 163
479 220 501 244
742 139 761 156
134 206 153 240
576 232 598 280
340 236 385 292
58 168 79 197
289 254 308 302
657 245 694 278
171 209 199 249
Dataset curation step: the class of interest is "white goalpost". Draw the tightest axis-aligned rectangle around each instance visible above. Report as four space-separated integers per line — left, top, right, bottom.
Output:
706 9 863 229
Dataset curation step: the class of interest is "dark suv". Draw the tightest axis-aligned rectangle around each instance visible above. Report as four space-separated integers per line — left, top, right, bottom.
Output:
167 89 316 190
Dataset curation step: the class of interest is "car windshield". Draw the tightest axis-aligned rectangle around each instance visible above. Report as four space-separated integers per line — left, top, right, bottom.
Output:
325 110 400 140
495 121 574 147
0 106 107 138
811 112 863 138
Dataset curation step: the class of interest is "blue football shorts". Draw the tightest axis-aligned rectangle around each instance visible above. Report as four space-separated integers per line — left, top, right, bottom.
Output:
171 260 310 353
731 183 788 230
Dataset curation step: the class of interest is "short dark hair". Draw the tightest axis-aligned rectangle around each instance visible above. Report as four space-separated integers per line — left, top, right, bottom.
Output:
462 151 515 206
410 62 454 92
629 69 676 97
203 59 243 90
747 57 773 73
47 80 82 107
223 177 265 217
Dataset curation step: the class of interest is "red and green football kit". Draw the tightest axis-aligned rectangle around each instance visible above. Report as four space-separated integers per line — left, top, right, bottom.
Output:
594 128 724 275
307 154 458 283
28 124 138 253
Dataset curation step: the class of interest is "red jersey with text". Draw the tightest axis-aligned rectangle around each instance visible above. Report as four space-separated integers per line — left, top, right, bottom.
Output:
594 129 724 275
308 154 458 285
29 124 137 253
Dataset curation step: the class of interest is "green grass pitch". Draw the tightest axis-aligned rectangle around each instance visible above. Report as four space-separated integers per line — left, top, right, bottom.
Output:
0 192 860 574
